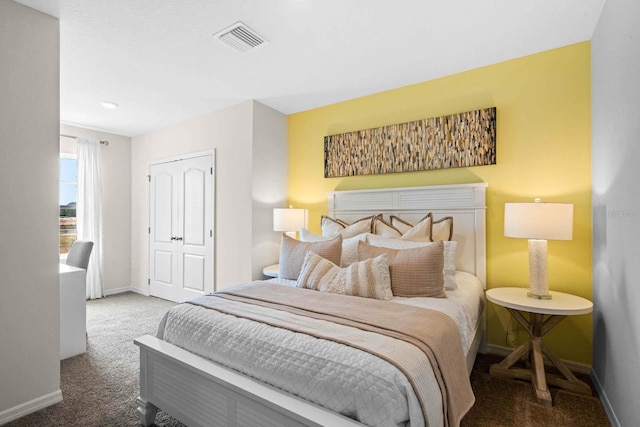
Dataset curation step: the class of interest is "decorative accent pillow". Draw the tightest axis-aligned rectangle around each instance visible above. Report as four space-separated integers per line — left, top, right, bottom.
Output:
431 216 454 241
372 216 402 238
278 234 342 280
390 214 433 240
297 251 393 300
358 240 446 298
321 215 376 238
366 234 458 290
299 228 369 267
389 214 453 241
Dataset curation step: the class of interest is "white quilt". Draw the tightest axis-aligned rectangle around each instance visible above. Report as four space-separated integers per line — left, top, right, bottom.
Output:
157 272 483 427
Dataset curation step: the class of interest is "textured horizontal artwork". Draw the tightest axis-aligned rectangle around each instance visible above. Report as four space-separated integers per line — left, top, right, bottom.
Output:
324 107 496 178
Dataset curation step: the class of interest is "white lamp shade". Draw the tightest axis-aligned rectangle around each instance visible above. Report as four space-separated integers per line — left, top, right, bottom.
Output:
273 208 308 232
504 202 573 240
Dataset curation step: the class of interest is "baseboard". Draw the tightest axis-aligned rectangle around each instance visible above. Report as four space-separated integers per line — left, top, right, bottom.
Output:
104 286 149 297
591 370 621 427
486 343 592 375
0 389 62 426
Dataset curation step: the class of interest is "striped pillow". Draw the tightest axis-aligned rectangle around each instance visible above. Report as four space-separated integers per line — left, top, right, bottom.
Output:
297 251 393 300
278 234 342 280
358 240 446 298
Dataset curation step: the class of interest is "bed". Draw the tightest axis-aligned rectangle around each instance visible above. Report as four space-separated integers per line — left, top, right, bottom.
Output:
135 183 488 427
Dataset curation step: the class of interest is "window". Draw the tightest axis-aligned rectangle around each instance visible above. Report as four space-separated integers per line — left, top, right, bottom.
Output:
60 155 77 254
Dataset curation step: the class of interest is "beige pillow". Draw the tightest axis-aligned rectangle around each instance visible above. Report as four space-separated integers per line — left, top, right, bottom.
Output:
297 251 393 300
389 214 453 241
372 216 402 238
321 215 376 238
431 216 454 241
358 240 445 298
278 234 342 280
366 234 458 290
390 214 433 240
299 228 369 266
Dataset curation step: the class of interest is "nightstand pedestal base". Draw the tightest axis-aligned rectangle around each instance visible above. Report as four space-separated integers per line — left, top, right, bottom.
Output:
489 309 592 406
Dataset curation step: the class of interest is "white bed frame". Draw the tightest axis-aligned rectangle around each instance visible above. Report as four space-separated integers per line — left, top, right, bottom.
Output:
135 183 488 427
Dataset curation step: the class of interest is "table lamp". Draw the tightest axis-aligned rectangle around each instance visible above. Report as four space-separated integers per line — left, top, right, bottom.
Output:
504 199 573 299
273 206 308 239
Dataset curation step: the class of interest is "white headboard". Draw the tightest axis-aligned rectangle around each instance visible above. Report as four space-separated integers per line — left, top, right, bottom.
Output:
327 183 488 289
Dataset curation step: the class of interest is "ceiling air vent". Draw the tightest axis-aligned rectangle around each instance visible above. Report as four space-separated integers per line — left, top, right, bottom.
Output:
213 22 268 53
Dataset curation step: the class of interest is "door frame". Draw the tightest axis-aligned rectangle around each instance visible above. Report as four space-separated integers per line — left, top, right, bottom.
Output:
148 149 216 298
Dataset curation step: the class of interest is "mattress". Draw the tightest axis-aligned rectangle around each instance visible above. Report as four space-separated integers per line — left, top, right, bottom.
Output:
157 272 483 427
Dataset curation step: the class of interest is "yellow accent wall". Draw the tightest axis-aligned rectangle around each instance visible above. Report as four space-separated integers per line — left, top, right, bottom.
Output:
287 42 592 365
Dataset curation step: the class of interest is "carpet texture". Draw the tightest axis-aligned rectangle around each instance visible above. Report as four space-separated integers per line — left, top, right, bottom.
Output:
7 292 610 427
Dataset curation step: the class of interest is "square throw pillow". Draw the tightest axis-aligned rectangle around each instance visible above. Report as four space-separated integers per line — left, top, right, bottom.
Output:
278 234 342 280
390 213 453 241
366 234 458 290
390 214 433 240
372 216 402 238
321 215 376 238
390 216 413 235
431 216 454 241
297 251 393 300
358 240 446 298
299 228 369 267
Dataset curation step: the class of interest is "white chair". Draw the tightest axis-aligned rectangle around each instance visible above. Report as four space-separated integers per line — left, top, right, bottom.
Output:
66 240 93 270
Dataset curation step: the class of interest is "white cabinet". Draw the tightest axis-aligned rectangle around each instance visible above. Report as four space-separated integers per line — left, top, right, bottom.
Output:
59 263 86 359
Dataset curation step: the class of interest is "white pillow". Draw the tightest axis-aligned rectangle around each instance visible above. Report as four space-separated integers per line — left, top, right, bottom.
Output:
389 214 432 240
390 214 453 242
431 216 454 241
365 234 458 290
300 228 369 267
372 217 402 238
321 215 375 238
297 251 393 300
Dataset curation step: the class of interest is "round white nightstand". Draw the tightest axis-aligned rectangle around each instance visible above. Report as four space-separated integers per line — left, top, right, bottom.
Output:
486 287 593 406
262 264 279 278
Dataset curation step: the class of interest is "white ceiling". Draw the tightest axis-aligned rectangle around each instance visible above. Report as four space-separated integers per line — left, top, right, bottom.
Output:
16 0 606 137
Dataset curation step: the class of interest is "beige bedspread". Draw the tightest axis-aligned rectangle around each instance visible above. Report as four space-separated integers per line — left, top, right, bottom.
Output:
188 282 474 426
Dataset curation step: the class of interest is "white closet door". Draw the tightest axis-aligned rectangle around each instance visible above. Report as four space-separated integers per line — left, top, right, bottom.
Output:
149 153 214 302
149 162 179 301
177 155 213 301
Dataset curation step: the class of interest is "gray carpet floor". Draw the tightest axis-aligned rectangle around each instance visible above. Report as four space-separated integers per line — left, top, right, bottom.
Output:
7 292 611 426
7 292 182 427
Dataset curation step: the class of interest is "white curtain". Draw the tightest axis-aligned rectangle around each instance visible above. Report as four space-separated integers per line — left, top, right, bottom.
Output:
77 138 104 299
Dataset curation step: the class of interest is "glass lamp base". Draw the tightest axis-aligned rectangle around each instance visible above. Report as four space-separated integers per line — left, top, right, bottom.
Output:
527 291 552 300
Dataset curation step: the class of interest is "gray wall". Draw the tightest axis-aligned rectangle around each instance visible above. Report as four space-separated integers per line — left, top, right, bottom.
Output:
251 101 288 279
0 0 61 419
591 0 640 425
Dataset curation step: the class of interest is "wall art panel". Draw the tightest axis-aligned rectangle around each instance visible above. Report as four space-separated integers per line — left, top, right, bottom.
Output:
324 107 496 178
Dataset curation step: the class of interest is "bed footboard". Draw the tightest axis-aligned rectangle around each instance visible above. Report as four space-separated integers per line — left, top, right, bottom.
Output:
135 335 362 427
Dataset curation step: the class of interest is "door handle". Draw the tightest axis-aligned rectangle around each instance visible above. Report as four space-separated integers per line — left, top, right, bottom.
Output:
175 237 183 241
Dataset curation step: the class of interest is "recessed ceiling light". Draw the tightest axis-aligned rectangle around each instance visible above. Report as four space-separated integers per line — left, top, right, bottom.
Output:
101 101 119 109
